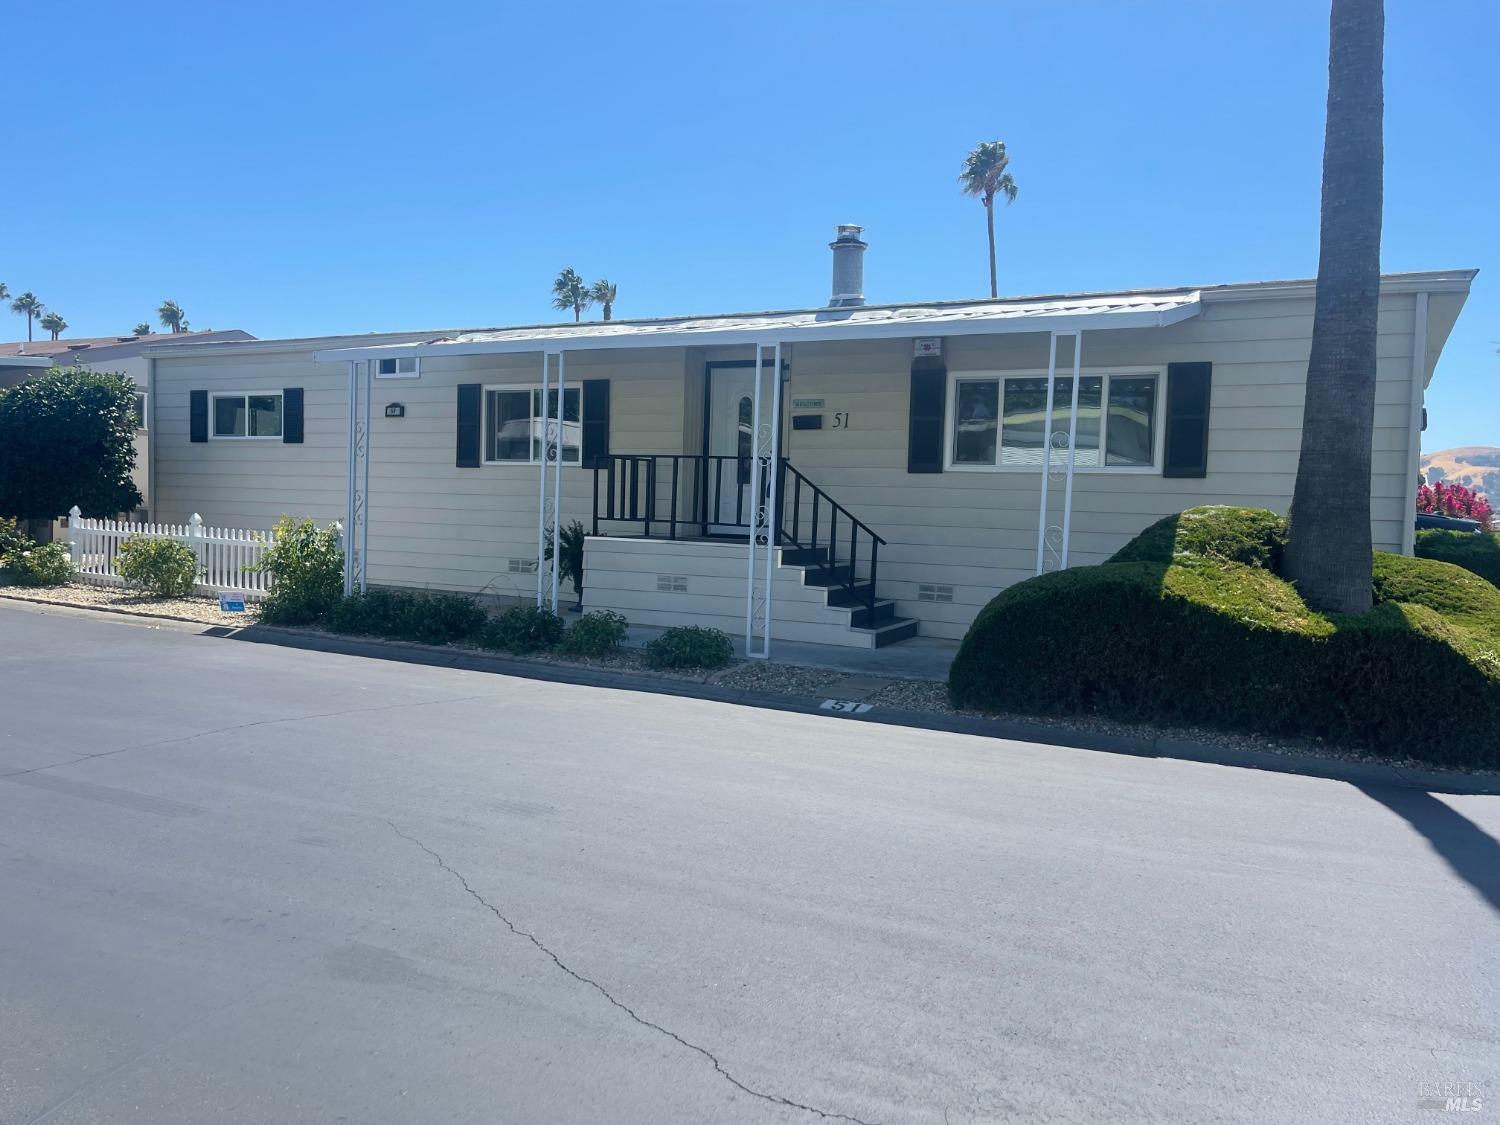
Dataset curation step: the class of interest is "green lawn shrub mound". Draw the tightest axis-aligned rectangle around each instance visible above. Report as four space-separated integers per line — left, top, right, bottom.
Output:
949 508 1500 767
1415 529 1500 589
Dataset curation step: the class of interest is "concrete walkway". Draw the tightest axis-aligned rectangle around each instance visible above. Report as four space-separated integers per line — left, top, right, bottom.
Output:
623 625 959 680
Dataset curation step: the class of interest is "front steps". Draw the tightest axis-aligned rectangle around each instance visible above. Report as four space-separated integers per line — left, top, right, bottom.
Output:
770 546 918 648
582 536 919 649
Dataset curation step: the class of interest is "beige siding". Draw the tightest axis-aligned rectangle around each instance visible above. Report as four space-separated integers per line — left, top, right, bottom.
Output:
148 288 1423 642
779 291 1419 637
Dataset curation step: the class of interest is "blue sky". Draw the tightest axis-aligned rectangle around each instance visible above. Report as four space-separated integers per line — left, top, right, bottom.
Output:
2 0 1494 452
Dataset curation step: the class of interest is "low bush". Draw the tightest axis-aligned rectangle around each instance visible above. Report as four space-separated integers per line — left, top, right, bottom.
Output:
325 588 417 636
644 625 734 670
559 610 629 657
115 536 199 597
401 592 487 646
0 517 33 563
949 507 1500 768
255 517 343 626
481 605 565 653
3 542 74 587
1415 529 1500 589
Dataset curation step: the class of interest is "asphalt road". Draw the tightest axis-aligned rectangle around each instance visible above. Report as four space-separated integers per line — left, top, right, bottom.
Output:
1 604 1496 1124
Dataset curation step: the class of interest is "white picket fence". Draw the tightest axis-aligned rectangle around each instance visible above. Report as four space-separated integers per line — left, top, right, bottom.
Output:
64 507 329 600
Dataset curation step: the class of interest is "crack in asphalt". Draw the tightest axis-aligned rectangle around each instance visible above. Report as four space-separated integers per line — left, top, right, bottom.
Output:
0 695 482 781
385 819 881 1125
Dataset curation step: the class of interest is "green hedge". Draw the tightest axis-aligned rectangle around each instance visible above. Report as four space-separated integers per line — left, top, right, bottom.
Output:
949 508 1500 767
1415 529 1500 588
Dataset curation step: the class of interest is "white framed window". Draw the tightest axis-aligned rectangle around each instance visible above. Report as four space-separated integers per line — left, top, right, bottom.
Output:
483 385 581 465
211 391 283 439
945 368 1162 472
134 392 148 430
376 357 420 378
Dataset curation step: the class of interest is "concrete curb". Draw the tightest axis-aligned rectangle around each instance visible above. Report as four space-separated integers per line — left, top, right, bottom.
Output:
6 595 1497 796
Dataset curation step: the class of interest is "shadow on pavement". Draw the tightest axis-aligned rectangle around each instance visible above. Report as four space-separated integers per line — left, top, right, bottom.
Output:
1356 783 1500 914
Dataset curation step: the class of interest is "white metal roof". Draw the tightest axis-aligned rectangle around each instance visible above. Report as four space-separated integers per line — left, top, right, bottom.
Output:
313 290 1204 362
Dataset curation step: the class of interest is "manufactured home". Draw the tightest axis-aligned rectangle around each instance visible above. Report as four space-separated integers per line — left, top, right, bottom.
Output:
144 229 1474 653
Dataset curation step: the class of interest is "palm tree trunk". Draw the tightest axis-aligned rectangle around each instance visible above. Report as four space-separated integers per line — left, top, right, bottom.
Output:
603 303 612 322
573 305 581 323
26 314 33 342
986 199 997 298
1284 0 1384 615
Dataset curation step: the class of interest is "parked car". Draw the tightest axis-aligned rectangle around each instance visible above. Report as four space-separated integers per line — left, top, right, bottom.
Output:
1415 512 1483 533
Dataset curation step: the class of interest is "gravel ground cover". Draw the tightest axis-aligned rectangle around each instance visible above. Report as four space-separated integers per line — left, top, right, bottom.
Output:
7 581 1491 778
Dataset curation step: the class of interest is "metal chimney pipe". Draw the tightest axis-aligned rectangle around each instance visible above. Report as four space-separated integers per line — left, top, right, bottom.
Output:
829 224 867 307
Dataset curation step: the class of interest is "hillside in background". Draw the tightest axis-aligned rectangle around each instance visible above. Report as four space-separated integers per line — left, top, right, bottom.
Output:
1422 446 1500 501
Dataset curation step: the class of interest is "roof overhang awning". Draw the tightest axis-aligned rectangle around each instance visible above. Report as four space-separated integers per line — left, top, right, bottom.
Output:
312 291 1203 363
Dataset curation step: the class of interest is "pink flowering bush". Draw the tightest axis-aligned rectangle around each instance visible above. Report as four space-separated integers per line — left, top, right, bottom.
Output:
1417 480 1494 528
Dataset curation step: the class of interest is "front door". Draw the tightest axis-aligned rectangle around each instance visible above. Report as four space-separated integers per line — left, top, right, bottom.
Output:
705 364 773 535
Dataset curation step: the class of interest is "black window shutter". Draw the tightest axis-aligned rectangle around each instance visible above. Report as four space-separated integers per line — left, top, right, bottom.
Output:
190 390 208 442
282 387 304 444
456 384 482 467
907 357 946 473
581 379 610 468
1162 362 1212 478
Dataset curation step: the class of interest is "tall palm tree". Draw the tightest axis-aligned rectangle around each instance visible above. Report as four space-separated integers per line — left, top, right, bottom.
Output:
590 279 618 321
133 322 153 336
158 299 187 333
40 312 67 340
0 283 8 305
958 141 1019 299
10 292 45 342
1284 0 1385 615
551 268 592 322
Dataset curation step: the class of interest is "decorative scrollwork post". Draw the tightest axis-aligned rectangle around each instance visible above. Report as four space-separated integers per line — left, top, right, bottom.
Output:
744 342 783 658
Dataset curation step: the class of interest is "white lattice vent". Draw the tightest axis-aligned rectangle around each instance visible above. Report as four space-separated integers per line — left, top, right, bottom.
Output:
918 583 954 603
508 558 537 573
656 574 689 593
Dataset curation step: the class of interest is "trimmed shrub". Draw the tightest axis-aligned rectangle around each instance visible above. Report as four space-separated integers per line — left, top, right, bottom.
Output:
480 605 565 654
1415 530 1500 589
4 542 74 587
1107 505 1286 570
401 593 487 646
255 517 344 626
115 536 199 597
0 517 33 563
325 588 417 636
949 507 1500 767
644 625 734 670
559 610 629 657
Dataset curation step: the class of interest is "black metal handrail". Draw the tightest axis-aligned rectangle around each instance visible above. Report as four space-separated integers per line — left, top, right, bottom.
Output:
590 454 884 616
777 460 884 616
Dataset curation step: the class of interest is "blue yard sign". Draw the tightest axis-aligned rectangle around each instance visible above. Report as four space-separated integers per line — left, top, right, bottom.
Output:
218 593 247 613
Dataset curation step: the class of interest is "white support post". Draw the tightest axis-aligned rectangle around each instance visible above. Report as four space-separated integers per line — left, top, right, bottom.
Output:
1059 331 1083 569
744 342 782 659
551 352 565 612
1035 333 1060 575
536 352 552 607
1402 291 1429 556
67 506 81 566
344 360 357 595
360 360 372 589
744 344 764 652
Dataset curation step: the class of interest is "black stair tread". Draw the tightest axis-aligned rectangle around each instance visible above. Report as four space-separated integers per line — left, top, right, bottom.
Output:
849 616 920 647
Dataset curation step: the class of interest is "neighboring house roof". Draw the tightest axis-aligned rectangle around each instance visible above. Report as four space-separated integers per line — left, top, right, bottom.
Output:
0 329 255 364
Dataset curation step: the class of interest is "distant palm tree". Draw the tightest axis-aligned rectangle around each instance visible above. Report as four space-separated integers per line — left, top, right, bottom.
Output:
1283 0 1385 614
10 292 45 342
133 322 153 336
40 312 67 340
0 282 9 304
158 299 187 333
958 141 1019 298
551 268 592 322
589 279 618 321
